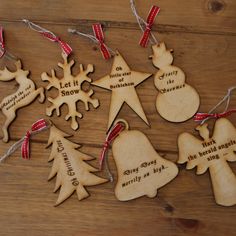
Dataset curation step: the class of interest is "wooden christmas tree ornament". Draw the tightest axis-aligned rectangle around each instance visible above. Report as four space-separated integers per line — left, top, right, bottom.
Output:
150 42 200 122
47 124 108 206
92 51 151 131
111 119 178 201
178 118 236 206
42 53 99 130
0 60 45 142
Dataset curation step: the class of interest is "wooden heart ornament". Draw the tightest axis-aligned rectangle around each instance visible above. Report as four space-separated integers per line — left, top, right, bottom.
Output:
150 42 200 122
178 118 236 206
111 120 178 201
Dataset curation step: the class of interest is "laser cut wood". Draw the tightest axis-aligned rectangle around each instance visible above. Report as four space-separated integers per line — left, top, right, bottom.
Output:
112 120 178 201
41 53 99 130
0 60 45 142
92 51 151 131
47 124 108 206
178 118 236 206
150 42 200 122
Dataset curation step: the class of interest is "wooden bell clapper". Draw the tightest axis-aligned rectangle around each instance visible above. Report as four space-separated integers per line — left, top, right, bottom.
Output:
23 20 99 131
178 86 236 206
47 123 108 206
130 0 200 122
68 24 152 131
0 26 45 142
100 119 178 201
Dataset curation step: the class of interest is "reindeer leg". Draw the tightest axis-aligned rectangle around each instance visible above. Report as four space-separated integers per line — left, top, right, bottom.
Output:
2 112 16 142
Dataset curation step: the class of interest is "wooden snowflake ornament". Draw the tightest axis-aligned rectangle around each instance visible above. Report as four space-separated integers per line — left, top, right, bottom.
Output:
0 60 45 142
42 53 99 130
47 124 108 206
150 42 200 122
178 118 236 206
92 51 151 131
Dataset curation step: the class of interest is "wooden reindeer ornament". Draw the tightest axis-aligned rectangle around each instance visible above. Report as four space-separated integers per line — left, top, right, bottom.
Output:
93 52 151 131
47 124 108 206
103 120 178 201
42 53 99 130
0 60 45 142
178 118 236 206
150 42 200 122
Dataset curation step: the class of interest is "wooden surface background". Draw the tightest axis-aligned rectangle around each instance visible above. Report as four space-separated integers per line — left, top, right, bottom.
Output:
0 0 236 235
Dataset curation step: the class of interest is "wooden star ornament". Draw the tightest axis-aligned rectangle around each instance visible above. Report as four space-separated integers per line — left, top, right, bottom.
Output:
92 51 152 131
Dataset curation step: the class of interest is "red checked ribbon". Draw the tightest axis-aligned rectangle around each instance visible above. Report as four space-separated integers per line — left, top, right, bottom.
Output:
0 27 5 58
21 119 48 159
194 109 236 122
92 23 111 60
99 122 125 169
40 32 72 56
139 5 160 47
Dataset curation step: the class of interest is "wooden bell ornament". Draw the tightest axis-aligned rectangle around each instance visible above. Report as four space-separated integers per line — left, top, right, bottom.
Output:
109 119 178 201
178 118 236 206
150 42 200 122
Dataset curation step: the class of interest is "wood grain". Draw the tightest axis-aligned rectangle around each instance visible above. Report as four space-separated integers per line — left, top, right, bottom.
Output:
0 0 236 235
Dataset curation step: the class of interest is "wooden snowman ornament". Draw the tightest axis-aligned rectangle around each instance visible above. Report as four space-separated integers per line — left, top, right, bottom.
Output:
150 42 200 122
178 118 236 206
109 120 178 201
129 2 200 122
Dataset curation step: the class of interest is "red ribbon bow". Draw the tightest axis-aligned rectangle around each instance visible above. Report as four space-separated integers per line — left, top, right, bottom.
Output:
40 32 72 56
21 119 48 159
194 109 236 122
92 23 111 60
139 5 160 47
99 122 125 169
0 27 5 58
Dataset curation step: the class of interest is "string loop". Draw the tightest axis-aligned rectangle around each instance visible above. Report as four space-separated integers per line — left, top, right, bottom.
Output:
130 0 160 47
0 119 50 163
22 19 72 56
68 24 116 59
0 26 18 61
100 122 125 181
194 86 236 124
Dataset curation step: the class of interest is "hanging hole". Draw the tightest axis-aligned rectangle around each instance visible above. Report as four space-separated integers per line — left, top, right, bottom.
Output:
114 119 129 130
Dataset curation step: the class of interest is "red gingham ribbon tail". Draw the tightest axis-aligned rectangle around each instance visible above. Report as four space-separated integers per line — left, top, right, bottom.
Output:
99 123 124 169
40 32 72 56
0 27 5 58
21 119 47 159
92 23 111 60
139 5 160 47
194 109 236 122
